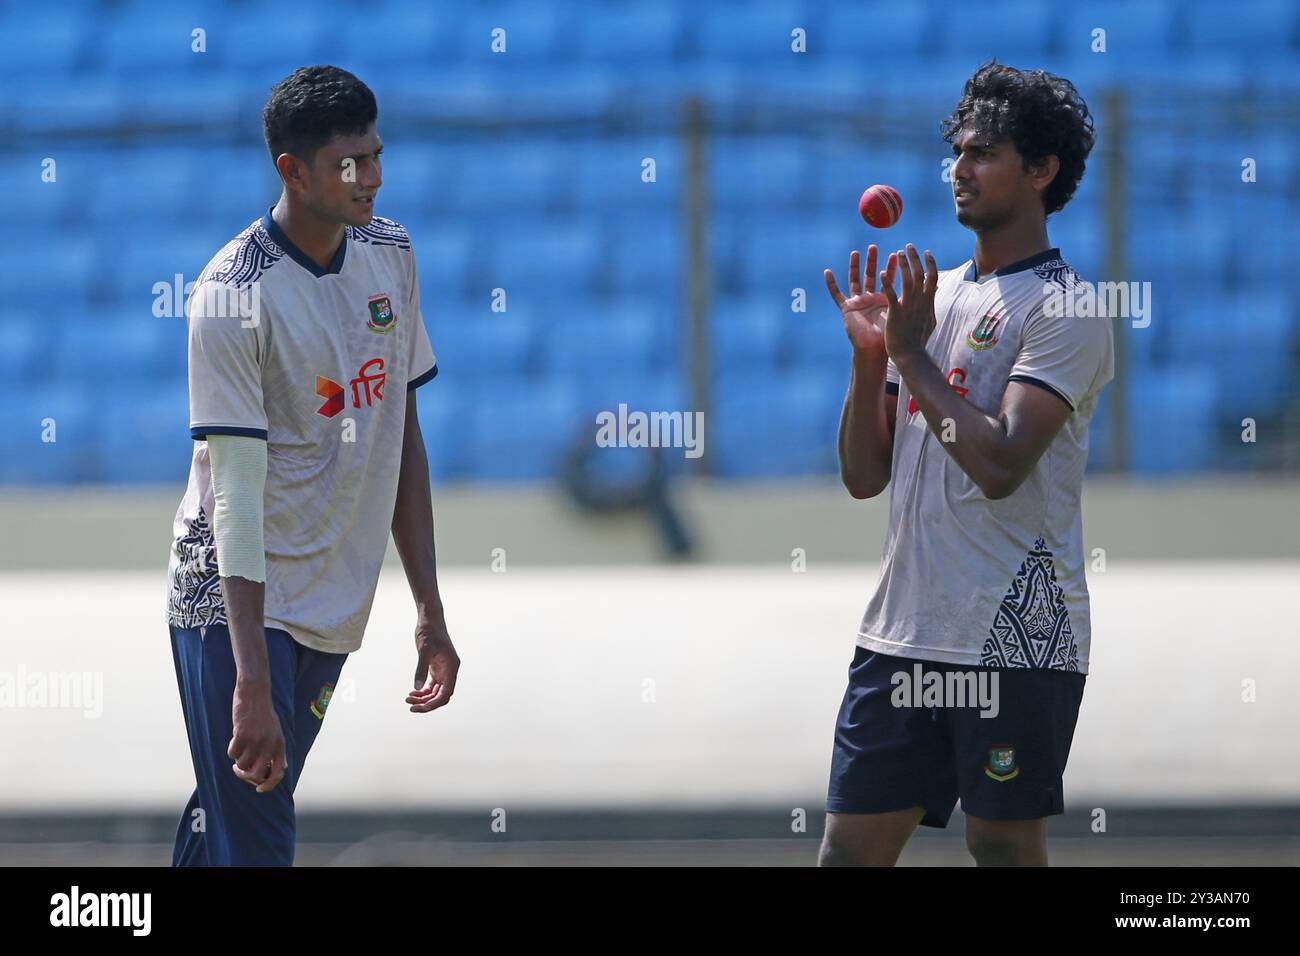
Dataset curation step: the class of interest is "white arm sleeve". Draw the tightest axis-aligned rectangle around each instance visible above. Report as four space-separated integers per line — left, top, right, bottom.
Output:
207 434 267 583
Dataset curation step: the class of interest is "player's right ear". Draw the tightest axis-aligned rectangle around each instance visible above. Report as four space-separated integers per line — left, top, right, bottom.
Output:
274 152 303 190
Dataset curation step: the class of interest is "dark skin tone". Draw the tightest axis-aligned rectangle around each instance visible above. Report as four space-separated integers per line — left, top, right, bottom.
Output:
223 125 459 792
271 123 385 269
393 390 459 715
819 128 1069 866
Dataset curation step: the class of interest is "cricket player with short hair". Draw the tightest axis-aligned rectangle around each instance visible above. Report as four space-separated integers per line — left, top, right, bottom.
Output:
165 66 458 866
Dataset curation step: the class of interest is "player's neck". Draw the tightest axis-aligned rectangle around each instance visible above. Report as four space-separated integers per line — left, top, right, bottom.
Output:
971 216 1050 280
271 197 347 271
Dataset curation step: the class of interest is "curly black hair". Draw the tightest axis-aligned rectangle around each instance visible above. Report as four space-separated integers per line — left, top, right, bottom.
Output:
262 66 377 165
941 61 1095 216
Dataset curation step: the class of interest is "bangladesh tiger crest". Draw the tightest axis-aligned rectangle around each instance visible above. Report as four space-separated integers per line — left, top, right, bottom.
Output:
310 682 335 720
985 746 1019 782
967 311 1003 350
367 294 397 334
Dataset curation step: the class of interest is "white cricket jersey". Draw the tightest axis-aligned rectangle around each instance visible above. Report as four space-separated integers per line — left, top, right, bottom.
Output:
859 247 1114 673
166 210 438 654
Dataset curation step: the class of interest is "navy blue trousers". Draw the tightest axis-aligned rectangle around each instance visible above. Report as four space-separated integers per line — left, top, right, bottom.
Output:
168 623 347 866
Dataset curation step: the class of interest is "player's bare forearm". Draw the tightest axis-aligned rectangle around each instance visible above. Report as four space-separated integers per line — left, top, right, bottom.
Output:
839 350 894 498
219 575 270 688
892 347 1020 499
394 392 459 713
391 392 443 621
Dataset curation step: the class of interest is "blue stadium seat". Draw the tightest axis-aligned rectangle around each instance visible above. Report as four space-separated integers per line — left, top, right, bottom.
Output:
1085 387 1118 472
409 227 475 300
1204 293 1293 413
466 377 581 480
711 295 789 372
336 3 447 68
1126 364 1217 473
9 149 97 226
809 1 931 59
575 3 684 60
713 370 840 477
695 1 811 60
710 136 810 209
126 76 244 129
788 295 852 370
217 7 338 71
98 1 230 75
99 380 192 484
443 1 565 61
431 301 543 377
87 147 199 224
610 211 682 295
101 229 220 309
1115 300 1159 369
0 9 85 79
377 63 619 123
1 385 103 485
740 214 857 298
1047 210 1103 283
1229 220 1286 293
55 313 179 383
1128 215 1231 291
489 217 603 292
453 139 573 208
935 1 1061 59
0 312 48 388
201 148 283 227
1237 134 1300 193
566 371 696 482
1060 0 1176 61
13 79 127 135
809 141 943 226
570 370 689 425
373 142 457 221
575 138 683 208
414 373 473 482
1183 0 1298 54
541 302 665 377
0 237 96 307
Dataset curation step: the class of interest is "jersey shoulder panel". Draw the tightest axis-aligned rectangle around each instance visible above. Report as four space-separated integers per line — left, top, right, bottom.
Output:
348 215 412 252
1031 255 1083 292
196 218 287 290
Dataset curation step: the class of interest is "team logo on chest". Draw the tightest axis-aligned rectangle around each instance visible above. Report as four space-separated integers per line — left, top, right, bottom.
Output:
966 310 1004 350
367 293 397 334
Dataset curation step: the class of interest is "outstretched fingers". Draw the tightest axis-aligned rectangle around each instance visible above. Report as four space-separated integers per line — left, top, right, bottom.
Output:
824 268 847 308
880 266 899 307
863 244 878 293
923 249 938 297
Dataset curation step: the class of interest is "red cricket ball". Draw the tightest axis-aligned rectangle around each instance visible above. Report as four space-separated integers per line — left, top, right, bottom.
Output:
859 184 903 228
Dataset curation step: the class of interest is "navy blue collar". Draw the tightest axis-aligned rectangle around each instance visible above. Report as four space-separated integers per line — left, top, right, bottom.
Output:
261 208 347 277
962 247 1060 283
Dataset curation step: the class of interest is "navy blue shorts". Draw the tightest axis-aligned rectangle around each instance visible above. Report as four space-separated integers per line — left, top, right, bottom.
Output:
168 623 348 866
826 647 1086 828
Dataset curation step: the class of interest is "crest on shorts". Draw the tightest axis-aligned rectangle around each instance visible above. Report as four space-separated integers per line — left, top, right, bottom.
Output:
310 682 335 720
985 745 1019 782
367 294 397 334
967 310 1003 350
